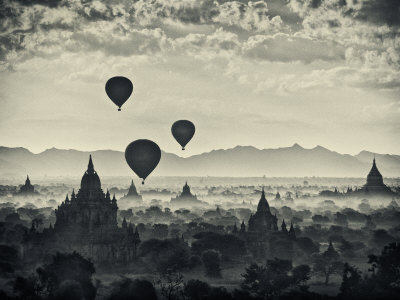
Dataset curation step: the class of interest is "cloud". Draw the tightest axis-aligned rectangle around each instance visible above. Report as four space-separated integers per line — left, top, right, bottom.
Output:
355 0 400 26
14 0 64 8
0 0 399 91
212 1 284 33
243 32 345 63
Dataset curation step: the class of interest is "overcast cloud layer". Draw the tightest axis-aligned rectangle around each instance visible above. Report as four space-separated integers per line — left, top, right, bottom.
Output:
0 0 399 156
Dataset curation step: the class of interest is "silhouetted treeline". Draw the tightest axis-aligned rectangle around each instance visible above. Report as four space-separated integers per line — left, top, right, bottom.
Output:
1 242 399 299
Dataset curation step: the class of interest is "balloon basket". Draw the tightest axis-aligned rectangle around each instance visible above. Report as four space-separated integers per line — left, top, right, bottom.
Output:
142 180 144 185
118 108 121 111
182 147 185 150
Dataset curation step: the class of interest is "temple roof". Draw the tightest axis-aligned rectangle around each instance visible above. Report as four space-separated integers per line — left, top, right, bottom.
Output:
367 157 382 178
127 179 138 196
256 188 270 214
365 157 385 188
80 155 101 191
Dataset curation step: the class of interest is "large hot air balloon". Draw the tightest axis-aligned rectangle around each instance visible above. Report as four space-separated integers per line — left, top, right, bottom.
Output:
125 139 161 184
105 76 133 111
171 120 195 150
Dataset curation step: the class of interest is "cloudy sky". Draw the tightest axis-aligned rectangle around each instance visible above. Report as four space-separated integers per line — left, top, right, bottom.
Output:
0 0 399 156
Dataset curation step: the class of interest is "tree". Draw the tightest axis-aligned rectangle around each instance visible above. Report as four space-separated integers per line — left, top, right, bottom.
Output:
192 232 246 260
368 242 400 289
108 278 157 300
312 242 343 285
184 280 211 300
312 214 330 223
32 218 43 230
139 239 190 272
241 259 310 299
154 269 184 300
201 249 222 278
339 263 363 298
13 275 43 300
312 255 343 285
189 255 202 269
36 252 96 300
371 230 396 249
0 245 19 274
53 280 84 300
292 264 311 286
334 212 348 226
338 242 400 299
120 209 133 220
296 237 319 255
152 224 169 239
5 213 22 224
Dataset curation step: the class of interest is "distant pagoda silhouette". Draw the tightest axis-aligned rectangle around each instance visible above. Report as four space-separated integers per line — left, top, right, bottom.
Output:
119 179 143 204
319 157 395 197
16 175 38 196
358 157 393 195
170 181 202 205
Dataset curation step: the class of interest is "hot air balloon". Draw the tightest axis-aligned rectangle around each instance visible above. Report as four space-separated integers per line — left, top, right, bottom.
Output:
105 76 133 111
125 139 161 184
171 120 195 150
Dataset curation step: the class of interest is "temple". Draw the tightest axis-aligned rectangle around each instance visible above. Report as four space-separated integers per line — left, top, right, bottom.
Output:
359 157 393 195
23 155 141 264
248 188 278 232
170 181 202 205
119 179 143 205
17 175 37 196
319 158 395 197
234 188 296 259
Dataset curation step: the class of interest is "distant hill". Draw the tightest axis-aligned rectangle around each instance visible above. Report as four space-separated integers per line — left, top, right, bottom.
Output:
0 144 399 179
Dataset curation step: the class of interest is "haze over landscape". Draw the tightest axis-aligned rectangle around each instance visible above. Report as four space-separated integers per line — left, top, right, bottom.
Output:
1 143 399 179
1 1 400 300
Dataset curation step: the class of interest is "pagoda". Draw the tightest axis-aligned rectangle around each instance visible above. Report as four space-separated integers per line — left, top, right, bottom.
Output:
358 157 393 195
17 175 37 196
170 181 202 206
119 179 143 205
23 156 140 263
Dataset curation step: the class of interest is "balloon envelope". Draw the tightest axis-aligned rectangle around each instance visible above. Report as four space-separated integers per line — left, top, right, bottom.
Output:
105 76 133 111
125 139 161 184
171 120 195 150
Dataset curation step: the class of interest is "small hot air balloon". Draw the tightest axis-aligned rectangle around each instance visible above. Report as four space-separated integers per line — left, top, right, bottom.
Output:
171 120 195 150
125 139 161 184
105 76 133 111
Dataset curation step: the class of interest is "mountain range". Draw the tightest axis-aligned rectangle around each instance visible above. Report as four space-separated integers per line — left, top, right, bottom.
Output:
0 144 399 179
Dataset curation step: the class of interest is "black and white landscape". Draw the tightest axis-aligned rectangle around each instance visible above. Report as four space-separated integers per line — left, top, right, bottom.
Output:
1 1 400 300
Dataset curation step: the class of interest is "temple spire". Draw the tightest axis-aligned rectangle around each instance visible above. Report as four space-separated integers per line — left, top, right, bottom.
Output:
257 187 270 213
87 155 94 173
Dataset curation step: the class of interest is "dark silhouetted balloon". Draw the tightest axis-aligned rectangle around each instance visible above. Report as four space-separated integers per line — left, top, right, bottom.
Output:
171 120 195 150
105 76 133 111
125 139 161 184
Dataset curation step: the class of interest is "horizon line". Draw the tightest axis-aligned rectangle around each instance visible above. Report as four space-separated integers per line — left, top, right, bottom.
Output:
1 144 396 158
